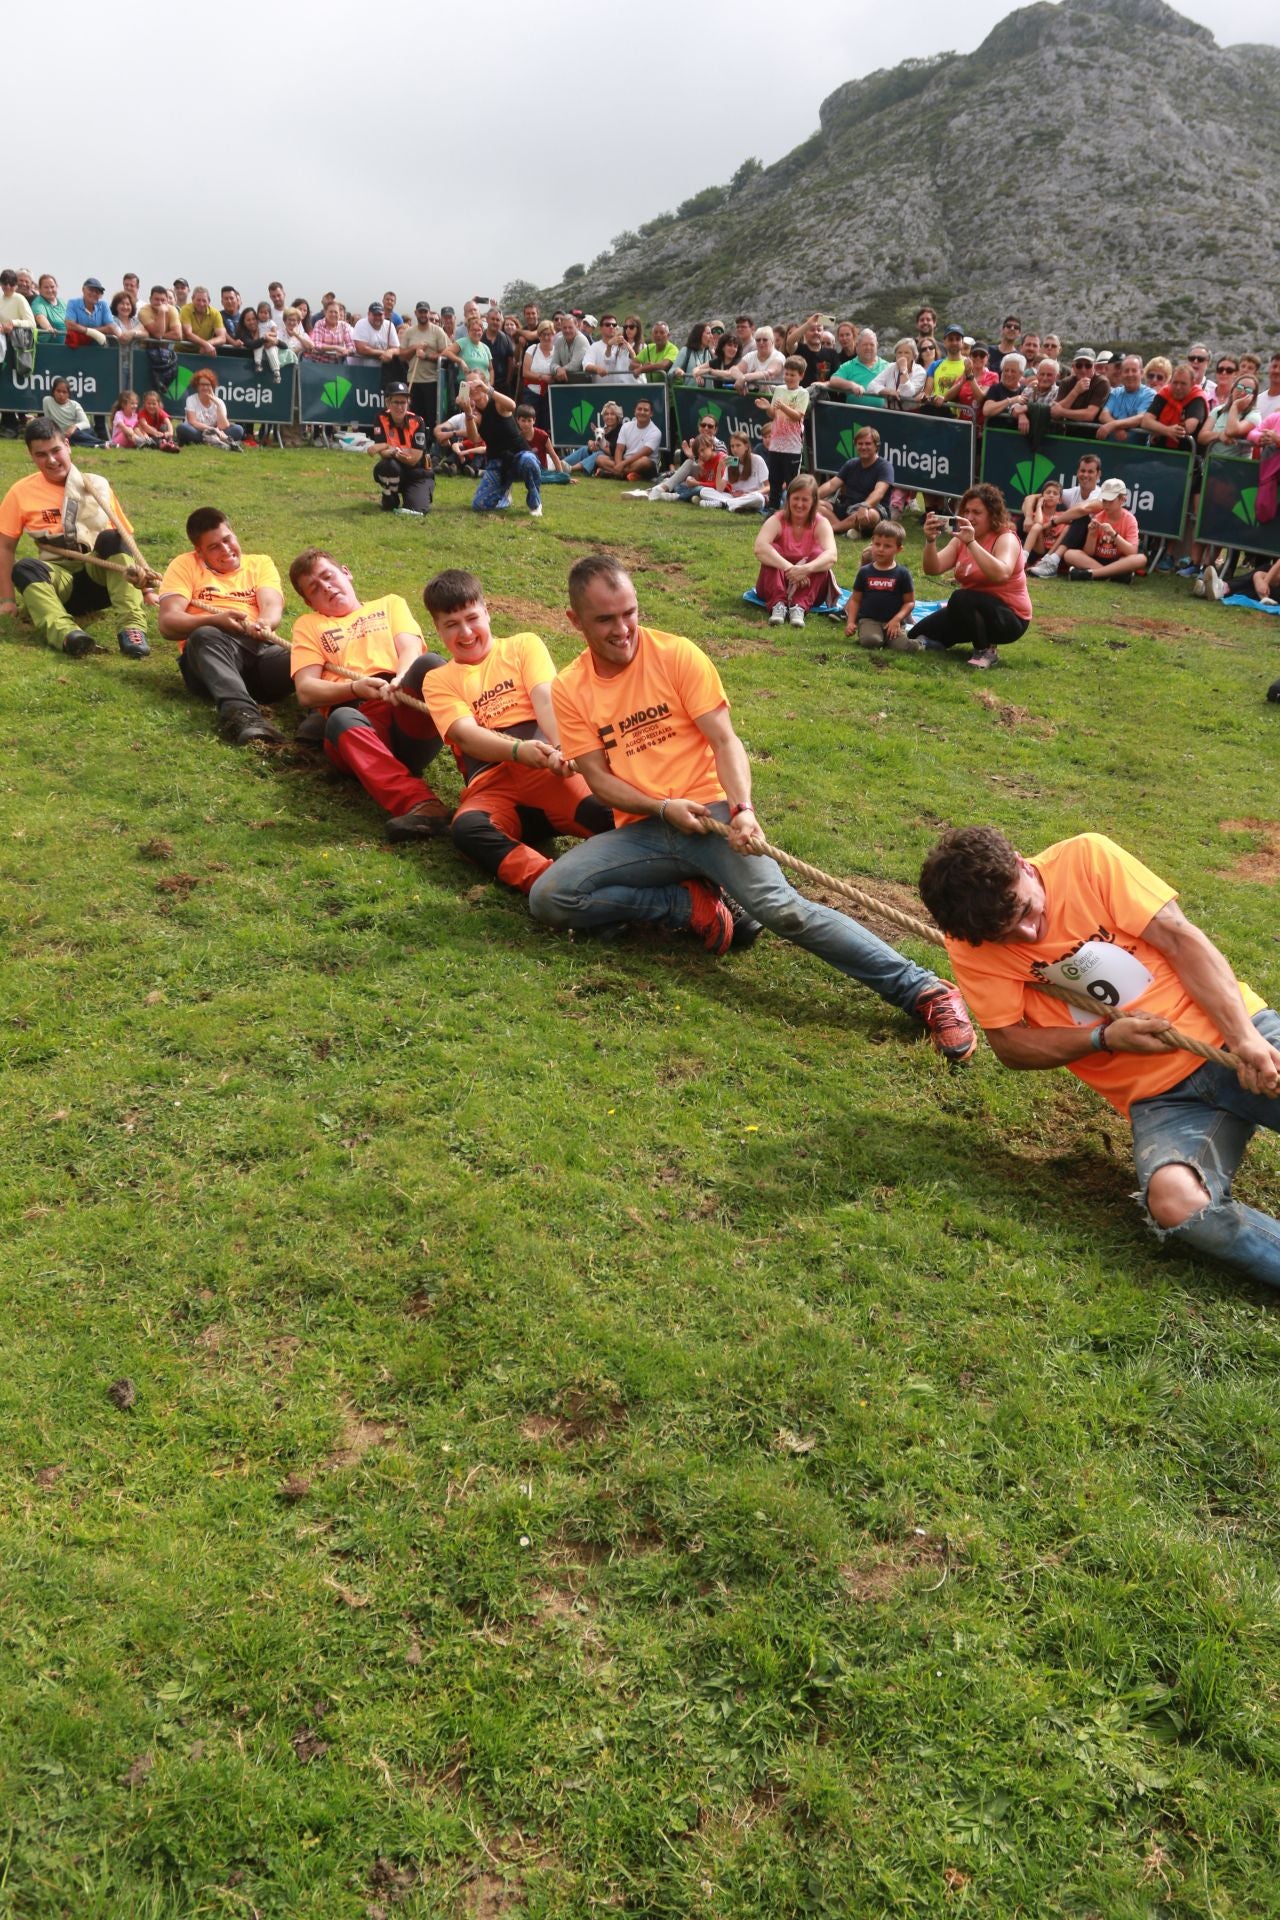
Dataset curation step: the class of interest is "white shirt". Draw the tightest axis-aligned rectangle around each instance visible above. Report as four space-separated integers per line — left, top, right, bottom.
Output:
582 339 638 383
617 418 661 461
735 349 785 384
352 316 398 357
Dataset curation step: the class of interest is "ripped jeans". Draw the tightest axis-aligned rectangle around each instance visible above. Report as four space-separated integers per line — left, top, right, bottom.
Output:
1130 1009 1280 1286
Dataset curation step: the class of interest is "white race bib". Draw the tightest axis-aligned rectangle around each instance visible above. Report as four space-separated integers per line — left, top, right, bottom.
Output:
1042 939 1154 1026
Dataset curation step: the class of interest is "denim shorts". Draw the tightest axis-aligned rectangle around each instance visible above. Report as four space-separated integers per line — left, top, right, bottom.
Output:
1130 1007 1280 1208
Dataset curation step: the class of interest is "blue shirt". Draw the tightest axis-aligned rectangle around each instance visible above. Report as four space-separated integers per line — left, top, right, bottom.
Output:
66 296 111 329
1103 384 1155 421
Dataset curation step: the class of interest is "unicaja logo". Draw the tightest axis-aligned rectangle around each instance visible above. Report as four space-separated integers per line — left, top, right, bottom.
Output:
321 377 353 410
13 366 98 398
1010 453 1056 496
1233 487 1258 527
569 399 595 436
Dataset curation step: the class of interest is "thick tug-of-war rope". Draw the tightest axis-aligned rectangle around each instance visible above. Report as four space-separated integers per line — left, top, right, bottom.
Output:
34 544 160 588
700 818 1244 1076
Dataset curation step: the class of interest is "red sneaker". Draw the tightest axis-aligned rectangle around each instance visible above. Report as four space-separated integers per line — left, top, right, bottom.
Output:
682 880 735 954
915 984 977 1063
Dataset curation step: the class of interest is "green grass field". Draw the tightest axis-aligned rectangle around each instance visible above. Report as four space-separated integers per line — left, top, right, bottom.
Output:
3 442 1280 1919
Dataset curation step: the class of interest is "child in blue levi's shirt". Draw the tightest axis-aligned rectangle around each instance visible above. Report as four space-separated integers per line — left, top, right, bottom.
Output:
844 521 919 652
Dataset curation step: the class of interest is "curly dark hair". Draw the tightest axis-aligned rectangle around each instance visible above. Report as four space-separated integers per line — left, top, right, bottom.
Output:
919 826 1021 944
958 482 1011 535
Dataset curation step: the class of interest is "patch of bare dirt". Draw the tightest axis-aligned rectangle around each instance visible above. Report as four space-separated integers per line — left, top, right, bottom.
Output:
460 1870 523 1917
324 1400 403 1469
803 871 940 951
291 1726 328 1764
1219 818 1280 883
154 873 201 896
970 687 1056 737
839 1533 949 1602
552 534 692 583
519 1389 627 1447
138 837 173 860
484 593 576 637
34 1463 67 1488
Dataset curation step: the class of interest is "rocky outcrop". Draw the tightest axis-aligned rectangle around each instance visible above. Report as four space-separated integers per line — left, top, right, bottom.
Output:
520 0 1280 345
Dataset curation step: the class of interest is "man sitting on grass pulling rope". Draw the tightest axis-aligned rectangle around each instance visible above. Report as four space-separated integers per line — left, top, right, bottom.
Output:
919 827 1280 1284
527 553 976 1064
418 569 613 895
0 419 153 658
158 508 289 745
289 549 451 843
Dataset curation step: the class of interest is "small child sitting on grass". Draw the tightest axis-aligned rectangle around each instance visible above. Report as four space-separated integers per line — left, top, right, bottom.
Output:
844 521 919 652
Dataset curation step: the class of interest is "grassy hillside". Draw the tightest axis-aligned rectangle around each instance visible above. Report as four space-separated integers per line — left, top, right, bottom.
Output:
4 442 1280 1917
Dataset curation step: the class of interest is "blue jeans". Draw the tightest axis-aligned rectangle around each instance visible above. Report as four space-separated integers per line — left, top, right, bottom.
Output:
472 449 541 511
527 803 938 1013
564 445 601 475
1130 1009 1280 1285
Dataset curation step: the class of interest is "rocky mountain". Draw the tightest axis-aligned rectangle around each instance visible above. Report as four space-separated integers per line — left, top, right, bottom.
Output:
516 0 1280 346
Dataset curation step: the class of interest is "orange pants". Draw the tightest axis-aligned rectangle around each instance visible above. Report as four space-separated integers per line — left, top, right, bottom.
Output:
452 764 613 893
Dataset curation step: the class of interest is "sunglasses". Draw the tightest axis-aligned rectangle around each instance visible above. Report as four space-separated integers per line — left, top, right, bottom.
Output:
1188 353 1208 362
1217 363 1237 374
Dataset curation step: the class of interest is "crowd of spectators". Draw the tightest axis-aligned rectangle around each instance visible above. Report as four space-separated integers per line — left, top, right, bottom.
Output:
3 272 1277 601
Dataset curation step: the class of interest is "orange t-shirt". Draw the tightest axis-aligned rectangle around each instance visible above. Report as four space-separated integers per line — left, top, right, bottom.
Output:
551 627 728 826
158 551 281 653
420 630 555 785
290 593 421 683
944 833 1265 1117
0 471 134 544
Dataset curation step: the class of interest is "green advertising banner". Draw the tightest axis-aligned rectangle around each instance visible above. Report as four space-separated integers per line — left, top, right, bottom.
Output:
548 382 670 451
1195 450 1280 560
671 384 765 456
809 400 973 498
152 356 295 425
0 342 122 413
981 424 1193 538
298 360 387 428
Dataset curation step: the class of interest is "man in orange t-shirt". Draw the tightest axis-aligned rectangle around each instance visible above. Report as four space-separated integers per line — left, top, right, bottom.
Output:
157 507 289 744
418 568 612 894
527 552 976 1064
288 548 450 842
920 825 1280 1286
0 419 151 658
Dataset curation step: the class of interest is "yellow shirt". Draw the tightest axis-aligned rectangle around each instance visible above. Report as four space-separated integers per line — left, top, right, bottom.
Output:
290 594 422 682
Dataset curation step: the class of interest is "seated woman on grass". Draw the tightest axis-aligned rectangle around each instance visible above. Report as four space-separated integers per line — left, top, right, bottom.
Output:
647 412 726 501
753 472 839 629
915 482 1031 669
562 400 623 478
698 432 769 512
41 375 101 447
177 368 244 450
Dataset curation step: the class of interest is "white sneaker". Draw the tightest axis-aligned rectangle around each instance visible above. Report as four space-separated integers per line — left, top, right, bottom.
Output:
1203 565 1226 602
698 496 721 508
1030 551 1062 578
529 503 543 518
1191 570 1207 597
646 486 665 500
788 605 805 628
769 602 787 626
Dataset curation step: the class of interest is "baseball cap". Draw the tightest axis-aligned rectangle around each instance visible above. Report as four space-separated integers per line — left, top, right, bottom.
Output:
415 300 431 312
385 381 410 398
943 322 963 337
970 342 990 355
1073 347 1097 363
440 305 455 317
582 313 598 327
84 276 105 291
368 300 383 312
1097 477 1128 501
1094 350 1114 365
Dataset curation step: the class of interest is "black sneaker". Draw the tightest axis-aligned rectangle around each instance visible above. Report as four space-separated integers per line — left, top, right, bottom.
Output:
221 703 282 745
1267 679 1280 705
727 896 764 950
63 628 95 657
117 627 151 659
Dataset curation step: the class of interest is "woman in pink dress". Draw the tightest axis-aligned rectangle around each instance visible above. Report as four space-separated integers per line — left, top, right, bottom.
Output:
753 474 839 629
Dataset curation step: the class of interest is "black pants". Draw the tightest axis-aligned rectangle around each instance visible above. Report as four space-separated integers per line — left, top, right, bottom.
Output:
373 456 435 513
407 383 438 433
179 625 293 713
913 590 1030 651
765 450 801 508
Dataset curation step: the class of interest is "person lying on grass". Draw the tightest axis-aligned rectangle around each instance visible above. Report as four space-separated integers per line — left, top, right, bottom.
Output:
527 552 977 1064
920 826 1280 1288
289 549 450 843
417 568 613 895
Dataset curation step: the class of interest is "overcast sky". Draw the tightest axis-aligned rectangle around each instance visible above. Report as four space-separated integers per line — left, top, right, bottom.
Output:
12 0 1277 313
